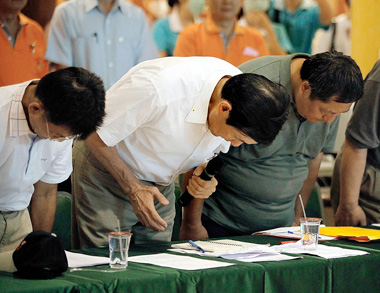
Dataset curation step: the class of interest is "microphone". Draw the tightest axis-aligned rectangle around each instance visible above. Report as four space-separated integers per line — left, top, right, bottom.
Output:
178 156 224 207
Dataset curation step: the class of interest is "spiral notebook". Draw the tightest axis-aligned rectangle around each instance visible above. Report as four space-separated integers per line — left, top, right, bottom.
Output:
171 239 267 252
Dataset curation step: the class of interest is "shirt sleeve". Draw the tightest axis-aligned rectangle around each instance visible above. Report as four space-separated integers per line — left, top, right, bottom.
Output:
97 71 161 147
45 5 73 66
346 80 380 150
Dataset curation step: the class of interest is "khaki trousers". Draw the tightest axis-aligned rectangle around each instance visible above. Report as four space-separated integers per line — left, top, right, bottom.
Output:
71 140 175 249
0 208 32 252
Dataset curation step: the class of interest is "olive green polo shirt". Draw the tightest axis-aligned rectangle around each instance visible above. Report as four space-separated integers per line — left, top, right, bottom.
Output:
203 54 339 234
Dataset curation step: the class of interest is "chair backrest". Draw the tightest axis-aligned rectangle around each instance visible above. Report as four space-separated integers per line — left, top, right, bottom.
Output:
52 192 72 250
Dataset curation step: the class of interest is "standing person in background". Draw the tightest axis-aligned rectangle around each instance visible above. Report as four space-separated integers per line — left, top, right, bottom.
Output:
331 60 380 226
312 0 351 56
153 0 203 57
46 0 158 90
174 0 269 66
0 0 49 86
269 0 333 54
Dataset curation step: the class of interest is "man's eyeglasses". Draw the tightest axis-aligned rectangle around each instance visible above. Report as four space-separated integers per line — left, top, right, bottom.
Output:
45 115 78 142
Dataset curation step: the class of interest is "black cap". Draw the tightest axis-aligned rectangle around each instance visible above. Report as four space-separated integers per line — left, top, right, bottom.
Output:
12 231 68 279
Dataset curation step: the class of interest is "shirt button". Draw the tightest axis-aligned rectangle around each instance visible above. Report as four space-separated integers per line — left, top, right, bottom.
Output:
107 39 112 45
118 37 124 42
109 62 114 68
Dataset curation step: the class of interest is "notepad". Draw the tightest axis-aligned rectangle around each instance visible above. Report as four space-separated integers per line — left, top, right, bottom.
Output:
171 239 266 252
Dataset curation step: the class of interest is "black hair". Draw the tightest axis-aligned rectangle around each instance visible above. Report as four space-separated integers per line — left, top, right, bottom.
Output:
300 51 363 103
35 67 106 139
222 73 290 145
168 0 179 8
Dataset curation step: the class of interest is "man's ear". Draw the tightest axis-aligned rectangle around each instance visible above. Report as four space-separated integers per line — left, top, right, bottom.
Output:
300 81 311 93
218 100 232 119
28 101 45 116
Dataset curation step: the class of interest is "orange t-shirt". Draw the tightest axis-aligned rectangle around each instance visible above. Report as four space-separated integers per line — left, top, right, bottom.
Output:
174 15 269 67
0 13 49 86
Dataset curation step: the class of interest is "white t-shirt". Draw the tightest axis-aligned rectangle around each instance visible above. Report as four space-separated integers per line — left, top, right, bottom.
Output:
97 57 242 185
0 81 73 211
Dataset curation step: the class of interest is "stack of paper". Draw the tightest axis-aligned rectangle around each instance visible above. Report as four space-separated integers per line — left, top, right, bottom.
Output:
254 226 336 241
170 240 300 262
272 241 369 259
129 253 234 270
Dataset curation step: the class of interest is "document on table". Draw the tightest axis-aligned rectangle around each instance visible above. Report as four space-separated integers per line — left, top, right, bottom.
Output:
169 240 300 263
129 253 234 270
171 239 267 252
254 226 336 241
65 251 109 268
271 241 369 259
319 226 380 242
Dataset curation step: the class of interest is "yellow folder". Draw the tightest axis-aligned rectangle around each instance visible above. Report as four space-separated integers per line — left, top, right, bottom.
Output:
319 227 380 242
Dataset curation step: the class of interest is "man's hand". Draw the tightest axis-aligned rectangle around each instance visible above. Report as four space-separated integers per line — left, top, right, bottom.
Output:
186 164 218 199
180 220 209 240
128 183 169 231
335 203 367 226
291 218 300 227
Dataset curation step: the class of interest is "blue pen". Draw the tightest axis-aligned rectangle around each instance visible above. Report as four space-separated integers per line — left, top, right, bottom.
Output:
188 240 205 253
289 231 321 239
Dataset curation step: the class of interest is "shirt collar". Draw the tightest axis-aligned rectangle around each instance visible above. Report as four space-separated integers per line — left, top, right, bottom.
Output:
185 70 236 125
9 80 39 138
273 0 313 11
205 14 244 35
281 54 310 121
85 0 122 13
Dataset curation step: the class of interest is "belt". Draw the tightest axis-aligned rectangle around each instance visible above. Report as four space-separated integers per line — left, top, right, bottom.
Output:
0 211 17 215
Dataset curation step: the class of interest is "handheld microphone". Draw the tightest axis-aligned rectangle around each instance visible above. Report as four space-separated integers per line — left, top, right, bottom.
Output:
178 156 224 207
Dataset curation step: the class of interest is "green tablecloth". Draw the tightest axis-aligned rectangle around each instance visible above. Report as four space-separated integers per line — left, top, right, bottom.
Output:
1 234 380 293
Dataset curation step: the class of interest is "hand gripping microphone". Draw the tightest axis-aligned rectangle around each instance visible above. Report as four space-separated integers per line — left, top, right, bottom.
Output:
178 156 224 207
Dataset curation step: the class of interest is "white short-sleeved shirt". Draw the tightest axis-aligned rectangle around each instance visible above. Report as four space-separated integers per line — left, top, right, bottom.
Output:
0 81 73 211
45 0 158 90
97 57 242 185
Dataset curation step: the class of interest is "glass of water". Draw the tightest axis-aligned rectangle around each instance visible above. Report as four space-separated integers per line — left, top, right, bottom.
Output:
108 231 133 269
300 218 322 251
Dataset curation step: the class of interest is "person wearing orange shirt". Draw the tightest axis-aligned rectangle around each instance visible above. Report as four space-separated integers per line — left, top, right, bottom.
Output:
173 0 269 66
0 0 49 87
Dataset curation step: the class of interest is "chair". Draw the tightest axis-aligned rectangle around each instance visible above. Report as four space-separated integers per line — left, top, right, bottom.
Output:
52 191 72 250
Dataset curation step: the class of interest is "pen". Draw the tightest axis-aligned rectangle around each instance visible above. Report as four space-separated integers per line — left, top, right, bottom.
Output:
93 32 98 43
288 231 321 239
188 240 205 253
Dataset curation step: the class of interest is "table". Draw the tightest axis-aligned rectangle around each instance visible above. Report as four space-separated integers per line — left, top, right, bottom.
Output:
1 234 380 293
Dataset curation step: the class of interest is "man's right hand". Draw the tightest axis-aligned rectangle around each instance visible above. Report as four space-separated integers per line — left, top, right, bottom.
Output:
128 184 169 231
334 203 367 226
179 220 209 240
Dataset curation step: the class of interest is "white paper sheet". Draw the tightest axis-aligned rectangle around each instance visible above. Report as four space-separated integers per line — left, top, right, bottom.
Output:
65 251 109 268
169 244 300 263
254 225 336 241
129 253 234 270
271 241 369 259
